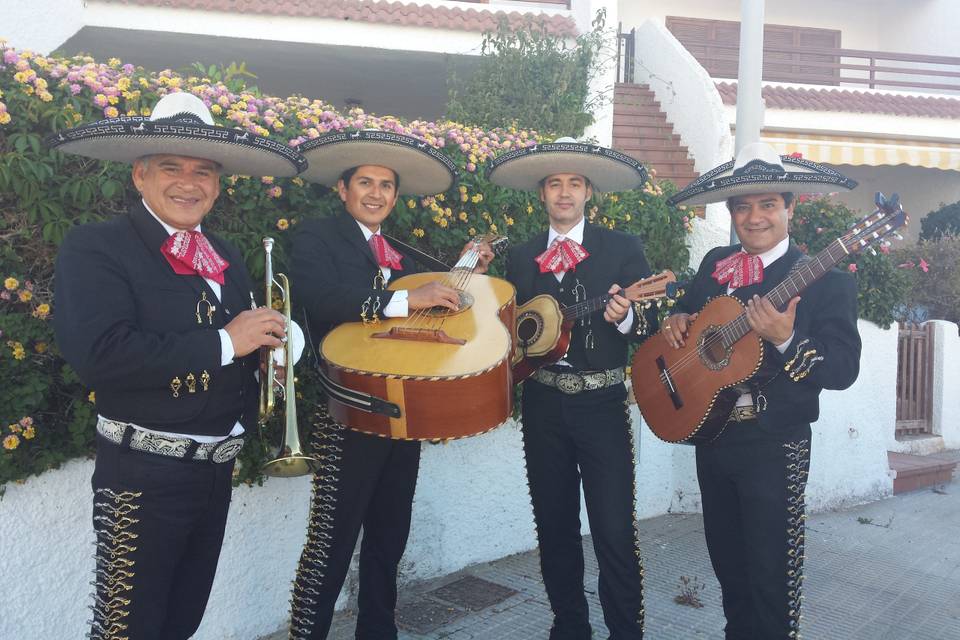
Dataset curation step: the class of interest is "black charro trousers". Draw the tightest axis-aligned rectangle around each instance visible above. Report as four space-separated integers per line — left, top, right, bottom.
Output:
89 436 234 640
521 379 644 640
289 405 421 640
696 420 811 640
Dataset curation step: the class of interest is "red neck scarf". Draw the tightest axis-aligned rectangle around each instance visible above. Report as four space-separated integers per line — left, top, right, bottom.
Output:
369 234 404 270
712 251 763 288
535 237 589 274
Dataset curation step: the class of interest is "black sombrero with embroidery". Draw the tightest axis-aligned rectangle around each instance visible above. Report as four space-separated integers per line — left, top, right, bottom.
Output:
45 92 306 177
297 129 458 196
486 137 648 193
667 142 858 206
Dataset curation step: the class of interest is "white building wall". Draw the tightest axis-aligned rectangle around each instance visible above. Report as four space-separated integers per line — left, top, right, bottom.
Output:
0 318 903 639
931 320 960 450
0 0 86 53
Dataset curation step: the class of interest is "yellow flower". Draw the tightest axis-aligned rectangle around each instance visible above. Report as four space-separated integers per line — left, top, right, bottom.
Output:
139 78 150 88
4 277 18 290
292 177 304 187
490 223 498 233
0 113 11 125
609 194 619 203
276 218 290 230
469 227 476 235
107 95 119 105
34 77 47 90
104 107 119 118
3 434 20 450
33 303 50 319
117 77 131 91
18 290 32 302
459 211 468 222
471 194 483 203
8 424 20 433
210 104 222 115
436 193 445 202
406 199 416 209
107 57 121 68
412 228 425 238
526 205 534 214
88 391 96 403
438 218 449 228
34 342 48 354
22 426 35 440
505 216 514 226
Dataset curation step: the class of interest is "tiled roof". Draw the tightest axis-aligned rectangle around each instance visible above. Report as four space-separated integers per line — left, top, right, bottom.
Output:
717 82 960 120
100 0 578 36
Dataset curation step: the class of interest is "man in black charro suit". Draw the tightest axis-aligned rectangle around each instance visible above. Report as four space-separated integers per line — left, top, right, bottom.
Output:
288 130 492 640
663 142 862 639
488 138 657 640
49 92 305 639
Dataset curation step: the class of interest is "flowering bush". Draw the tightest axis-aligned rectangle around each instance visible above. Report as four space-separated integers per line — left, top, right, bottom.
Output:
0 43 692 485
791 196 908 329
892 235 959 327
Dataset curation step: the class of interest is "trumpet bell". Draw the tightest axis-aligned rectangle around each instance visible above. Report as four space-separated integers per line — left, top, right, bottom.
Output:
262 453 319 478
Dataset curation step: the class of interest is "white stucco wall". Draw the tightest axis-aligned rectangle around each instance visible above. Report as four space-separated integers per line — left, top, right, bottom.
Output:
581 0 619 146
0 320 904 638
930 320 960 450
0 0 86 53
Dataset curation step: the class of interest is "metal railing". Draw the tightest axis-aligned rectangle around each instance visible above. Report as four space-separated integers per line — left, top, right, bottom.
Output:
682 41 960 94
617 24 636 84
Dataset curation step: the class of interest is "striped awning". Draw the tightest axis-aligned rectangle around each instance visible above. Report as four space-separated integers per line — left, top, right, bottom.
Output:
762 133 960 171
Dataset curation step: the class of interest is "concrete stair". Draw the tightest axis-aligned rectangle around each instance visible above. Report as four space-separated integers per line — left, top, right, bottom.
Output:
611 83 699 188
888 450 959 494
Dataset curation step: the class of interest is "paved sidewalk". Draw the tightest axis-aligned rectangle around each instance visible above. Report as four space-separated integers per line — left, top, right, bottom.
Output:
267 475 960 640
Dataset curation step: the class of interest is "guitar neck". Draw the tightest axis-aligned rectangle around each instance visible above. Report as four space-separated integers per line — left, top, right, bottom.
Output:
722 240 848 346
561 295 611 321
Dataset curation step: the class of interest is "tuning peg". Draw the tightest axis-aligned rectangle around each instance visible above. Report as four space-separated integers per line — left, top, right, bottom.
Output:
875 192 886 208
867 247 877 256
894 233 903 241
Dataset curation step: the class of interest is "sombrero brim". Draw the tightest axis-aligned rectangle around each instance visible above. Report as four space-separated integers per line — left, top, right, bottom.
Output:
668 156 858 206
487 143 648 192
298 130 457 195
45 116 307 178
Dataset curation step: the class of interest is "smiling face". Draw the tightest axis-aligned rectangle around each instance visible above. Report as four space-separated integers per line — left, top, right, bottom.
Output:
132 154 221 230
539 173 593 234
727 192 795 255
338 165 400 232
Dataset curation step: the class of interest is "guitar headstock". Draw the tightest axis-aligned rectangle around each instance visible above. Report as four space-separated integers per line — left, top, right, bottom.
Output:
471 234 509 255
840 192 908 256
623 270 680 303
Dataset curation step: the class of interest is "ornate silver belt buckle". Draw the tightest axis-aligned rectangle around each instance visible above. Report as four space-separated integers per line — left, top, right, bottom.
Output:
556 373 584 394
210 437 244 463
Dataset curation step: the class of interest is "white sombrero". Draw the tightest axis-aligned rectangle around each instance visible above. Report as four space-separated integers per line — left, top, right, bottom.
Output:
486 137 648 193
297 129 458 196
45 92 306 177
668 142 857 206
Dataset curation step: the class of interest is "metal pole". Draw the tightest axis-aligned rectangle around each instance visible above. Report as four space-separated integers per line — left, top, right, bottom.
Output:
732 0 766 243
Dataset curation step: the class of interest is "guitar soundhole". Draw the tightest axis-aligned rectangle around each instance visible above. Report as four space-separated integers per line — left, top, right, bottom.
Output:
424 291 474 317
516 312 543 347
697 325 733 371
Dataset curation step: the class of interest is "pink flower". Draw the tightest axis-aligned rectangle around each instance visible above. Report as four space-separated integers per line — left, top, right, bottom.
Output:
919 259 930 273
466 162 476 173
3 50 18 64
122 63 135 74
847 263 857 273
0 291 10 301
70 84 81 95
879 244 890 255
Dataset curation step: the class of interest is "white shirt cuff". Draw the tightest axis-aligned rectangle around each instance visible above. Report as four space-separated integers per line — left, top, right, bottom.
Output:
383 290 409 318
775 332 795 354
616 306 635 334
218 329 235 366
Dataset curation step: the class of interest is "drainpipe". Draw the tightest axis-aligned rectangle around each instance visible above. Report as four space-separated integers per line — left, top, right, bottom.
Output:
732 0 766 243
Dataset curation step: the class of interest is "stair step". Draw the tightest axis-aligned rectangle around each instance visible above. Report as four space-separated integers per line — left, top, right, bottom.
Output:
888 451 957 494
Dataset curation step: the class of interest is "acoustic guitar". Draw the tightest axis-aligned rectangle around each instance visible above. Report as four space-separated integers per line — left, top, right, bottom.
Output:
512 271 678 381
320 237 516 441
631 192 907 444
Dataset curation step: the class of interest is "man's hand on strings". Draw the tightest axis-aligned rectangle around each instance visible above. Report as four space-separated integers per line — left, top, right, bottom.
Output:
603 283 631 324
662 312 698 349
460 240 494 274
408 281 461 311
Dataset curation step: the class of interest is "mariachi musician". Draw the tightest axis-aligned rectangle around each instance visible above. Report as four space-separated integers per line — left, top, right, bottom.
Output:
50 92 305 639
288 130 493 640
487 137 657 640
662 142 862 639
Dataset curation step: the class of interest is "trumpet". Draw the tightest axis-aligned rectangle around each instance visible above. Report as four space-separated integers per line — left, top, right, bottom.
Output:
259 236 318 477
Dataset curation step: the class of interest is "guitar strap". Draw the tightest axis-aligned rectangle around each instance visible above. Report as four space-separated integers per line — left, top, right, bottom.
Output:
383 233 451 272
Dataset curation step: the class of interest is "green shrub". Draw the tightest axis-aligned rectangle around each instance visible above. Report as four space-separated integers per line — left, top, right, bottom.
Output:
919 201 960 241
0 43 691 485
892 236 960 326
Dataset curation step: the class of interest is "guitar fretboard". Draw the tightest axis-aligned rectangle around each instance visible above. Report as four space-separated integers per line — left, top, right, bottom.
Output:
561 295 611 321
720 240 848 348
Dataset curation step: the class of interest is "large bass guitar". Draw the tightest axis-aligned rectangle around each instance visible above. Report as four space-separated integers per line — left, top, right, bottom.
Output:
320 237 515 441
512 271 678 381
631 193 907 444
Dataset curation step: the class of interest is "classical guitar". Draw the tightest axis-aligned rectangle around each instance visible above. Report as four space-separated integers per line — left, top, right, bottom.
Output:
320 236 516 441
631 192 907 444
512 271 678 381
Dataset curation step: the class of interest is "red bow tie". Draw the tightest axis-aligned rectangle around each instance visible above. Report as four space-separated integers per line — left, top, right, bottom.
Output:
161 230 230 285
535 237 589 274
712 251 763 288
369 234 404 270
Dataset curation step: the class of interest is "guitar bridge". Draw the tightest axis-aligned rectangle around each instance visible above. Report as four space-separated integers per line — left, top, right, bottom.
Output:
656 355 684 410
370 327 466 345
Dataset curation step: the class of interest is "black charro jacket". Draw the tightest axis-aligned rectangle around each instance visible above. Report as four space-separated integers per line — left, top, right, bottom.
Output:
54 202 259 437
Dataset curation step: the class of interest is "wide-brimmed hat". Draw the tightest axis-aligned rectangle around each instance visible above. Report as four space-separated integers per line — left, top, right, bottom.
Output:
45 92 306 177
668 142 857 206
297 130 458 195
486 137 648 193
